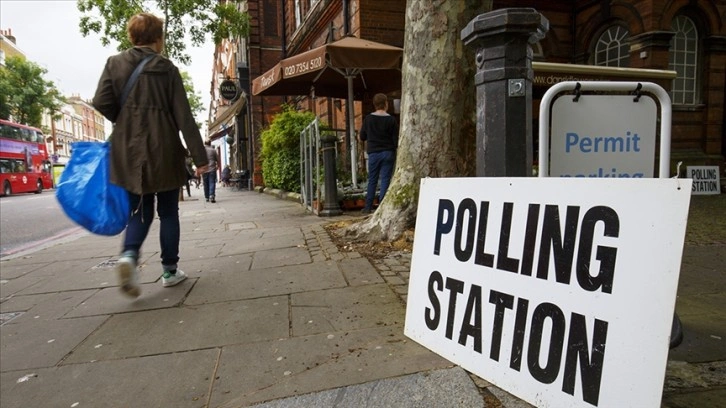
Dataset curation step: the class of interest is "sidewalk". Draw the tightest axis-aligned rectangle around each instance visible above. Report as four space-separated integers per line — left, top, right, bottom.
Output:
0 187 724 407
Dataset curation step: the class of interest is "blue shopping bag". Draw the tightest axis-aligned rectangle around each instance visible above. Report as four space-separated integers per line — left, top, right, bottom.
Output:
56 141 130 236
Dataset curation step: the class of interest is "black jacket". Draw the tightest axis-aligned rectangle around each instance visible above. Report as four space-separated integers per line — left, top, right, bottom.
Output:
359 113 398 153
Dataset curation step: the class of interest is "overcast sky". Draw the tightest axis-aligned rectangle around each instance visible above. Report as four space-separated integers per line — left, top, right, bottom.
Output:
0 0 214 127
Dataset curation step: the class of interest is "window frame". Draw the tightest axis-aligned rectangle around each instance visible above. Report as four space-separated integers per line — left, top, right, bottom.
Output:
668 15 700 106
592 24 631 67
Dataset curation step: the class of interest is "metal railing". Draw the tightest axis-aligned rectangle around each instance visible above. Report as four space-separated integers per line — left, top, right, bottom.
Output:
299 118 322 214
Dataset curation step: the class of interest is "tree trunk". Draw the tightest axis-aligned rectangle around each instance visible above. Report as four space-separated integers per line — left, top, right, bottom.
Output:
347 0 492 242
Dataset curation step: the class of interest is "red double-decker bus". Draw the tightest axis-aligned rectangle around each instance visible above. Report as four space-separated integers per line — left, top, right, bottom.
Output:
0 119 54 196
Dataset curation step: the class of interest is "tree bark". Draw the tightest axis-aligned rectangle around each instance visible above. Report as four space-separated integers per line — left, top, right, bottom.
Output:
347 0 492 242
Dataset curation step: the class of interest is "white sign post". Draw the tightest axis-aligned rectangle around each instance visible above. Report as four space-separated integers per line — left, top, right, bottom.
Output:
405 177 691 408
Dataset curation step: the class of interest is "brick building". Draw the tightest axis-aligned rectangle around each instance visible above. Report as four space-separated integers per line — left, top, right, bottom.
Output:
230 0 725 187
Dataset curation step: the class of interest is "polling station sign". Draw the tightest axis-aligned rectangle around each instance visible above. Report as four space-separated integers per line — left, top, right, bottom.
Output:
687 166 721 195
549 95 657 178
404 177 691 408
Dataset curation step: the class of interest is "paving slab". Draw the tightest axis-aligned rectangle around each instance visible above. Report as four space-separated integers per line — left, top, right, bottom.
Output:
677 263 724 295
212 326 452 407
181 207 229 218
488 387 536 408
9 245 117 264
0 289 96 323
0 315 108 372
0 274 48 300
228 221 258 230
15 257 161 295
681 245 726 270
338 258 385 286
248 366 483 408
64 278 196 318
63 296 290 364
676 292 726 317
176 241 226 261
662 387 726 408
181 253 254 277
182 229 238 241
2 257 102 282
184 260 347 306
220 228 306 256
251 246 312 270
664 361 726 391
0 349 218 408
0 261 50 280
291 284 404 337
668 315 726 362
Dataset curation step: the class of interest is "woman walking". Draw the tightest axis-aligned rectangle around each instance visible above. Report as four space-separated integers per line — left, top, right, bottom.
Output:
92 12 208 297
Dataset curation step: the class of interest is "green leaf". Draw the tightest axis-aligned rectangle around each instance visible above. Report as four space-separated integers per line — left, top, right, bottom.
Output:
0 56 64 126
76 0 249 65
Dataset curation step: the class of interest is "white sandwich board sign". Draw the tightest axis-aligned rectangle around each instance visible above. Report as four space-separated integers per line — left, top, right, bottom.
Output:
404 177 691 408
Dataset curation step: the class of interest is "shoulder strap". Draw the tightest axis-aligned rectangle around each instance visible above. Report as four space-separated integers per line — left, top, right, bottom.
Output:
119 54 155 108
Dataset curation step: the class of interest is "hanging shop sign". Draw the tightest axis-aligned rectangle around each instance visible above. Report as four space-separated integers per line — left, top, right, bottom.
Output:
220 79 239 101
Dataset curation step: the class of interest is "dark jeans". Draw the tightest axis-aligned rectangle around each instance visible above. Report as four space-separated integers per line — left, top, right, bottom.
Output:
202 171 217 199
365 150 395 210
123 189 180 269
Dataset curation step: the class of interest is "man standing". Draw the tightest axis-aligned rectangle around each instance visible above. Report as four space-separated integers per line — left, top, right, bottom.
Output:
359 93 399 214
202 140 219 203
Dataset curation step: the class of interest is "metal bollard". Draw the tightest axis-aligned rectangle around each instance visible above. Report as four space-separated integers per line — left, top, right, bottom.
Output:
461 8 548 177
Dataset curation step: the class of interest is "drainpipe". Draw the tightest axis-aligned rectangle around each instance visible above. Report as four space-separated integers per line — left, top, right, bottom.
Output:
343 0 350 36
281 0 287 58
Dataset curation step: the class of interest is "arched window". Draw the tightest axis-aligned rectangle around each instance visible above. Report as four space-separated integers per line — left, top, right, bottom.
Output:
594 25 630 67
669 16 699 105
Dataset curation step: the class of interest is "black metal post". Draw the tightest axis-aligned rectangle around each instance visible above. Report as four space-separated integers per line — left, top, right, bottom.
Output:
461 8 548 177
237 62 251 188
320 134 342 216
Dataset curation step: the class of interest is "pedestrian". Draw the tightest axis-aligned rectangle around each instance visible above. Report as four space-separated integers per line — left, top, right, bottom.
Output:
184 153 195 197
202 139 219 202
358 93 399 214
92 12 209 298
221 164 232 187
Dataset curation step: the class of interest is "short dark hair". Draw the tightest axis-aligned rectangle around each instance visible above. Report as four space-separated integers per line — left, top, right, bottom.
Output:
373 93 388 110
127 13 164 46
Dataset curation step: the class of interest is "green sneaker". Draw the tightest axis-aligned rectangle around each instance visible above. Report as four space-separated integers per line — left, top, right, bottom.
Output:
162 270 187 287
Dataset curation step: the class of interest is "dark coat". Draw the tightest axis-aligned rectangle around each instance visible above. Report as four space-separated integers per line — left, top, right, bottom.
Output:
92 46 208 195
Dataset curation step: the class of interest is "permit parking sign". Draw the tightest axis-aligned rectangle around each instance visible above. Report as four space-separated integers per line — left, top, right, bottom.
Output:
404 177 691 407
550 95 657 178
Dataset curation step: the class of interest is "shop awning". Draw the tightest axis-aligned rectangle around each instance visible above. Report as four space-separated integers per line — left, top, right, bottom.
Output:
208 95 247 136
251 36 403 100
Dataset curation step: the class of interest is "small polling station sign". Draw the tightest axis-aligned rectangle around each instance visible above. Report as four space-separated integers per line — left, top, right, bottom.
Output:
687 166 721 195
404 177 692 408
